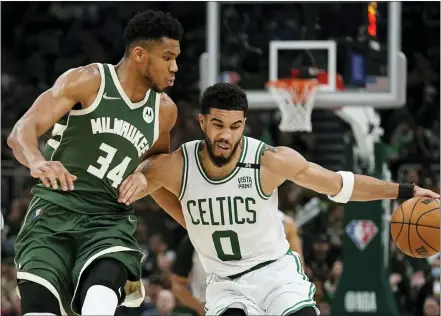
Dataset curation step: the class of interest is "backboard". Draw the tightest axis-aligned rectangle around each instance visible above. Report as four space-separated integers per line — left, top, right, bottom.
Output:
203 2 407 109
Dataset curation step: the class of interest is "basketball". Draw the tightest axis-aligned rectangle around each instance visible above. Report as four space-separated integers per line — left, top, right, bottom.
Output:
390 197 440 258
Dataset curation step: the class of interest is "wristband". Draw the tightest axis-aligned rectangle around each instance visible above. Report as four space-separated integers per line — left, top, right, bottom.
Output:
327 171 355 203
398 183 415 199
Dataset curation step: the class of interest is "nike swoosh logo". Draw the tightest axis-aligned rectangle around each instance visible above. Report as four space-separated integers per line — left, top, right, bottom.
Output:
103 93 120 100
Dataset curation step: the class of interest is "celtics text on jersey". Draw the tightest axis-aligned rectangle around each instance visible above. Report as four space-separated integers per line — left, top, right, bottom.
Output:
179 136 290 277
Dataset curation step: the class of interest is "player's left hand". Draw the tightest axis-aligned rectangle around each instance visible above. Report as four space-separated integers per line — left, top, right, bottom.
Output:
413 185 440 199
118 172 148 205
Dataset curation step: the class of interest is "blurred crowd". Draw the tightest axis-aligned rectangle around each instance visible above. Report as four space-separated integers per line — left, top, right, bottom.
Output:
1 2 440 316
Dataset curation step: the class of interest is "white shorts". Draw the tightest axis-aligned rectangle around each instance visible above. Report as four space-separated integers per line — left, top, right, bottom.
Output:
205 251 320 315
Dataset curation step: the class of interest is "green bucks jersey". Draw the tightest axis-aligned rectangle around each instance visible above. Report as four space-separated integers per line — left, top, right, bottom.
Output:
33 63 160 214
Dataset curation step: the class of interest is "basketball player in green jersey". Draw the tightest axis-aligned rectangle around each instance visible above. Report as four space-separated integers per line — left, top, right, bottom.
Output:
119 83 439 316
7 10 183 316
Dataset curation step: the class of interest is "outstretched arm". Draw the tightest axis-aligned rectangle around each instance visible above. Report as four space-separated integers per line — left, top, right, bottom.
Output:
118 150 186 227
261 145 440 202
151 188 186 228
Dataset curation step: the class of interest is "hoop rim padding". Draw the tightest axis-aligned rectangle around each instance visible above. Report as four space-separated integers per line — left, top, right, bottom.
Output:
266 78 319 89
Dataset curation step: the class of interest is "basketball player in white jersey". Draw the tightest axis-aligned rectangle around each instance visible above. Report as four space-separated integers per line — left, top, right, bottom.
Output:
170 213 300 316
118 83 439 316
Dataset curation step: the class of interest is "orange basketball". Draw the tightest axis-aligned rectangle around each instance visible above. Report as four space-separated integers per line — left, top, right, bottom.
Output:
390 197 440 258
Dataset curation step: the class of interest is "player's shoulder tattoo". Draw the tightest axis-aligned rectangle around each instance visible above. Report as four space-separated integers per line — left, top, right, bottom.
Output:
261 144 276 156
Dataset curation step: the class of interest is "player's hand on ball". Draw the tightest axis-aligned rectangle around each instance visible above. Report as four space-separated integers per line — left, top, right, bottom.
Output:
118 172 148 205
413 186 440 199
30 160 77 191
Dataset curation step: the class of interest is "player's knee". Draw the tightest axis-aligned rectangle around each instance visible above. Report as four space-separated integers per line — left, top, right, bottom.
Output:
219 308 247 316
79 258 128 306
19 281 61 316
285 306 317 316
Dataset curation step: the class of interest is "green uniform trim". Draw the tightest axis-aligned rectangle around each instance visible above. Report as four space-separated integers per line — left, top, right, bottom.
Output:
287 248 309 281
107 64 151 110
281 249 317 316
254 142 272 200
69 63 105 116
178 144 189 201
33 62 159 215
281 296 317 316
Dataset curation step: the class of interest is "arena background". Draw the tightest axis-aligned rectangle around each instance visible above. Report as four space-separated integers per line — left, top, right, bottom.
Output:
1 2 440 316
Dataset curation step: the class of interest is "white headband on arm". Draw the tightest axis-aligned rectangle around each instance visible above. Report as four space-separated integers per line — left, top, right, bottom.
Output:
327 171 355 204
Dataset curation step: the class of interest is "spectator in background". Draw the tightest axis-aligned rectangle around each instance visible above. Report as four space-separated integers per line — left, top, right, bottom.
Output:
413 255 441 315
413 270 431 315
390 270 411 314
143 289 176 316
1 294 16 316
1 258 17 296
306 234 333 281
1 258 20 316
317 300 330 316
8 289 20 316
171 235 205 316
324 259 342 302
423 296 440 316
386 117 414 163
142 275 166 314
277 210 305 264
142 234 175 279
312 279 326 305
430 256 441 301
326 204 344 254
0 3 439 316
136 219 150 252
4 187 33 239
389 239 415 314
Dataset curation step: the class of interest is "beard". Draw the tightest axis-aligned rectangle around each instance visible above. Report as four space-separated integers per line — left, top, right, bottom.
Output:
145 74 162 93
144 62 163 93
204 135 242 167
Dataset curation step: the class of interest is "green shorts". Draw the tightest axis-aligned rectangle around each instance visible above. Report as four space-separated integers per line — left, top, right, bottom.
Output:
14 196 145 315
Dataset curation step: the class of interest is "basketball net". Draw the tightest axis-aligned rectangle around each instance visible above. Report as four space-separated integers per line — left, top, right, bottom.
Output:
266 78 319 132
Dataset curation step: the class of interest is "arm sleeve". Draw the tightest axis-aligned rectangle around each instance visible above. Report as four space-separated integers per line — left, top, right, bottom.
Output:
172 235 195 278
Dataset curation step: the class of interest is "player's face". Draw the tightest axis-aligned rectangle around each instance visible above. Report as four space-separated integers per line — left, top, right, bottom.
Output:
136 38 180 93
199 109 246 167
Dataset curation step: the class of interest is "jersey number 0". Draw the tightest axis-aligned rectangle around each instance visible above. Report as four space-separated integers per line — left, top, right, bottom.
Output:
212 230 243 261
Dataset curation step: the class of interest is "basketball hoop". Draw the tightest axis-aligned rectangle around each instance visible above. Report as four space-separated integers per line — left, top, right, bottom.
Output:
266 78 319 132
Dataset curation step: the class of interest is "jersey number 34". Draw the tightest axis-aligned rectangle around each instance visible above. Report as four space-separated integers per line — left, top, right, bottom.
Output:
87 142 132 188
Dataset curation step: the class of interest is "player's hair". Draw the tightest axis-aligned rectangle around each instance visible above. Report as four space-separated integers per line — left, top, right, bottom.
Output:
200 83 248 115
123 10 183 51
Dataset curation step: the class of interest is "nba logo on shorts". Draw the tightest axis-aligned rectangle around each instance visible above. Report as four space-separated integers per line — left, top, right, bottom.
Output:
34 208 43 219
346 220 378 251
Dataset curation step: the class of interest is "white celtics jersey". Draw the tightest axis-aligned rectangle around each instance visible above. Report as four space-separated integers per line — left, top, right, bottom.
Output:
191 251 207 303
277 209 289 224
179 136 289 277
